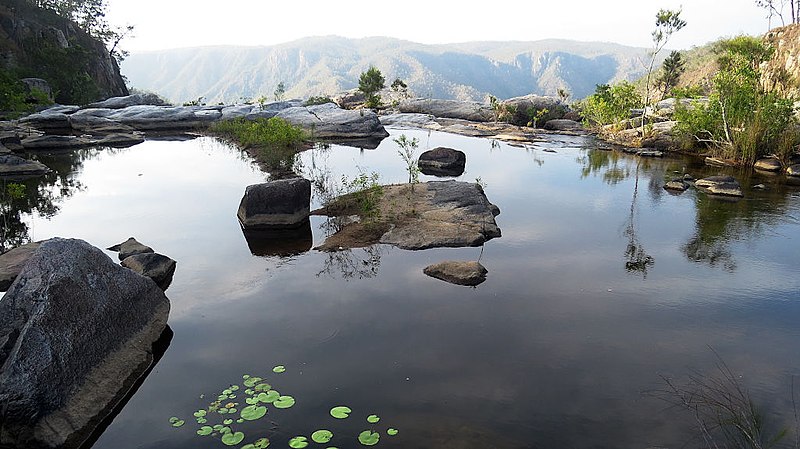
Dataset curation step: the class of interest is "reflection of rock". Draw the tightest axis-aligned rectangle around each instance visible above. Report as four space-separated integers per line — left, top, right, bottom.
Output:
0 154 51 177
695 175 744 197
108 237 154 261
21 133 144 150
121 253 177 290
636 149 664 157
664 180 689 192
754 158 782 172
0 241 40 291
0 238 170 449
241 220 313 257
418 147 466 177
423 260 488 286
237 178 311 229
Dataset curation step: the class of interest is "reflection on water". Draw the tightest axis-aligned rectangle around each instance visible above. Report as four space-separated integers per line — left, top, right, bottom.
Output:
240 221 313 257
3 131 800 449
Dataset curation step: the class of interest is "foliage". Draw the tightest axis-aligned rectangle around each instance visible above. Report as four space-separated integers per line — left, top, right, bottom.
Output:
304 96 333 106
672 84 707 99
183 96 206 107
672 36 799 165
755 0 800 26
655 51 685 98
274 82 286 101
210 117 307 174
393 134 420 187
359 67 385 109
526 106 549 128
0 68 36 117
578 82 642 126
21 39 100 104
557 88 570 102
390 78 407 92
642 9 686 130
340 171 383 220
487 95 516 122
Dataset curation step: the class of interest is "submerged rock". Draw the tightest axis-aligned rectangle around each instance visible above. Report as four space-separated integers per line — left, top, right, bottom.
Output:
0 242 41 291
0 154 50 177
0 238 170 449
418 147 466 177
423 260 488 286
695 175 744 197
754 158 782 172
664 180 689 192
108 237 154 261
121 253 177 290
237 178 312 229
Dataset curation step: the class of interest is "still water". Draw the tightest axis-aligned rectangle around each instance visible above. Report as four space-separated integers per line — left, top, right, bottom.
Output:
6 130 800 448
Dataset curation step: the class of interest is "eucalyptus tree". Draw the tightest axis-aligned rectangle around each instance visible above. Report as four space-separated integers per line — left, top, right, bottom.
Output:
641 8 686 132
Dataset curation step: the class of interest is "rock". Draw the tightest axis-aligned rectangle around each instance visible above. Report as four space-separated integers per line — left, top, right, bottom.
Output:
543 119 582 131
655 97 709 115
21 134 91 149
753 184 767 190
423 260 488 286
695 175 744 197
636 149 664 157
108 237 154 260
501 95 567 126
276 103 389 139
40 105 81 115
68 114 137 134
18 111 72 133
0 242 41 291
398 99 494 122
379 113 438 129
418 147 466 177
0 238 169 449
705 157 737 167
121 253 177 290
754 158 782 172
0 133 23 151
237 178 311 229
641 121 678 150
20 78 53 101
683 174 695 181
74 105 223 131
85 93 170 109
0 154 50 177
332 89 366 109
664 180 689 192
786 164 800 177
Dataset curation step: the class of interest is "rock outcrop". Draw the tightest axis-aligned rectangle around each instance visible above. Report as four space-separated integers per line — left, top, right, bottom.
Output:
237 178 312 229
754 158 782 172
423 260 488 286
108 237 154 261
543 119 583 131
788 164 800 177
0 238 169 449
695 175 744 197
0 154 50 177
500 95 567 127
418 147 466 177
276 103 389 139
398 99 494 122
0 241 40 291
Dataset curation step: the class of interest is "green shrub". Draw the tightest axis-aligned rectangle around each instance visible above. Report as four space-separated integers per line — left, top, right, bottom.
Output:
578 81 642 126
210 117 307 173
304 96 334 106
0 69 30 116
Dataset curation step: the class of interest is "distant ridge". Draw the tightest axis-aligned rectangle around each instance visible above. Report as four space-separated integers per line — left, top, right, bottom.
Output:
122 36 658 104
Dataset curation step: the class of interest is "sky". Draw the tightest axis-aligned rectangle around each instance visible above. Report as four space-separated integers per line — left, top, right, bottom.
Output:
107 0 775 53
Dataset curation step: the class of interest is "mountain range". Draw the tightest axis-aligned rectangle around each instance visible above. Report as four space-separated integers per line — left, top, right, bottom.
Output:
122 36 661 104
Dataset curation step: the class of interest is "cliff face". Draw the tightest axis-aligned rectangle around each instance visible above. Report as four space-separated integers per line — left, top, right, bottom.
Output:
762 24 800 97
0 0 128 103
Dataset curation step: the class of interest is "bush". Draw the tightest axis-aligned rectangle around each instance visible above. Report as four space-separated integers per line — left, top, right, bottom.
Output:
210 117 307 174
304 96 334 106
359 67 385 109
578 81 642 126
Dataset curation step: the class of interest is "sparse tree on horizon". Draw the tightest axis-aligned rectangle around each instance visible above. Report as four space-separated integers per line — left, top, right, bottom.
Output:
274 82 286 101
655 51 685 98
642 8 686 133
359 66 385 109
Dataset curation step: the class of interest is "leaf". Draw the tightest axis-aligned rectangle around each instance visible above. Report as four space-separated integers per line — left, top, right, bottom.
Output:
223 419 233 425
330 406 351 419
358 430 380 446
243 376 263 388
241 404 267 421
258 390 280 403
169 418 185 428
255 383 272 392
197 426 213 436
246 397 259 405
387 428 399 436
254 437 270 448
230 385 240 391
272 365 286 373
311 430 333 443
273 395 295 409
289 436 309 448
221 431 245 446
366 414 380 424
193 410 207 418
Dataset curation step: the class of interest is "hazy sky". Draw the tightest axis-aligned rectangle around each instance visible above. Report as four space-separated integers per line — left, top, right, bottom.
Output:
107 0 774 53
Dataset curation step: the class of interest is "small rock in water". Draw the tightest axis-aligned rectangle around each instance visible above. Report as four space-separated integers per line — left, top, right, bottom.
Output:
695 175 744 197
121 253 177 290
663 180 688 192
423 260 488 287
108 237 154 260
753 184 767 190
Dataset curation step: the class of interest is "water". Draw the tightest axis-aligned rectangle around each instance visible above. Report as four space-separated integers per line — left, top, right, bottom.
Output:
4 130 800 449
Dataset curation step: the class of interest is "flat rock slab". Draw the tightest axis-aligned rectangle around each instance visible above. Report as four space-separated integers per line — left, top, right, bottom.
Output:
423 260 488 286
316 181 501 251
0 242 41 291
695 175 744 197
544 119 583 131
108 237 154 260
0 154 50 177
398 99 494 122
121 253 177 290
664 180 689 192
276 103 389 139
754 158 782 172
0 238 170 449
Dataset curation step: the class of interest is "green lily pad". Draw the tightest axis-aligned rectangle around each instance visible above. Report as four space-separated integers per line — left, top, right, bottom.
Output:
257 390 280 403
289 436 309 448
273 395 295 409
358 430 380 446
254 437 270 448
197 418 207 424
213 424 224 431
168 417 185 428
272 365 286 373
255 383 272 392
243 376 263 388
229 408 238 414
311 430 333 443
366 414 380 424
193 409 207 418
220 426 232 434
223 389 232 395
245 389 255 395
218 408 229 414
218 394 228 401
246 397 259 405
241 404 267 421
221 431 245 446
387 428 399 436
230 385 240 392
237 419 244 424
330 406 351 419
197 425 213 436
223 419 233 425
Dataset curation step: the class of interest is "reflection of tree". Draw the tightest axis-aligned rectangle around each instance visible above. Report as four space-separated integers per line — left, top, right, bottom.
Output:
316 245 383 280
579 149 632 185
623 161 655 278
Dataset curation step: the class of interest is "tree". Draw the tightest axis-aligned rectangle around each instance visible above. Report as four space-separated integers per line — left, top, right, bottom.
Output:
391 78 407 92
655 51 685 98
642 9 686 132
358 67 385 108
274 82 286 101
755 0 800 25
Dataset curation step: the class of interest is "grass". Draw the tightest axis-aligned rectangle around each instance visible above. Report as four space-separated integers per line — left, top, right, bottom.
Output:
209 117 308 175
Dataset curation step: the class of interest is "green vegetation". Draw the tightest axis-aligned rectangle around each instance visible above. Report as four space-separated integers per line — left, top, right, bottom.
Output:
655 51 686 98
673 36 799 165
359 66 385 109
394 134 420 187
23 40 100 104
209 117 308 175
304 96 334 106
577 82 642 127
0 68 51 117
274 82 286 101
642 8 686 131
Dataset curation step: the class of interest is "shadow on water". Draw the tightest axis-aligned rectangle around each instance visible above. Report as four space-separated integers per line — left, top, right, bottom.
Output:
240 221 313 257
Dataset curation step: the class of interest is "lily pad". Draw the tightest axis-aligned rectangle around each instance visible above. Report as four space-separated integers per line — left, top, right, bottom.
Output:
213 424 224 431
168 417 185 428
366 414 380 424
197 426 213 436
237 419 244 424
255 383 272 392
289 436 309 448
387 428 399 436
220 426 232 434
246 397 259 405
272 365 286 373
197 418 208 424
311 430 333 444
221 431 245 446
230 385 240 392
245 389 255 395
243 376 263 388
273 395 295 409
358 430 380 446
241 404 267 421
258 390 280 403
330 406 351 419
242 438 270 449
223 419 233 425
193 410 207 418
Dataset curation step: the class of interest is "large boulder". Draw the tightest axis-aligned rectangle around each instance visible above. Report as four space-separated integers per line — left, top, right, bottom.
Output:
500 95 567 126
237 178 312 229
85 93 170 109
418 147 466 177
121 253 177 290
18 111 72 133
423 260 488 286
0 154 50 177
0 242 41 291
695 175 744 197
754 158 782 172
275 103 389 139
0 238 170 449
398 99 494 122
72 105 223 131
